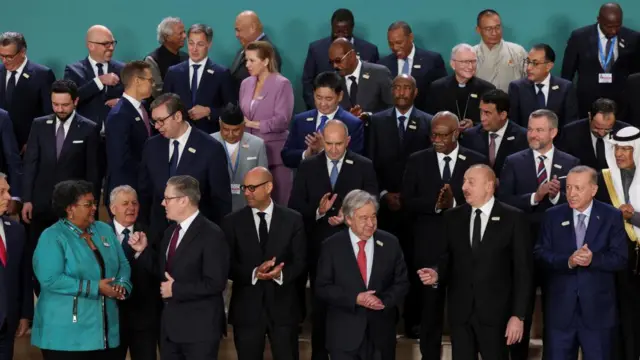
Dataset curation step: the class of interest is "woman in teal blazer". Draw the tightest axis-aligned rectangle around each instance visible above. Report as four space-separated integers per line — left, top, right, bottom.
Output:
31 180 132 360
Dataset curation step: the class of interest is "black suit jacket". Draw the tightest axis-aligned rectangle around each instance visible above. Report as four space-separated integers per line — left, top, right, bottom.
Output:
288 150 378 254
23 114 100 213
0 217 32 334
0 109 23 198
426 75 496 124
137 213 229 343
229 35 282 92
0 60 55 148
369 107 432 194
315 229 409 353
401 146 488 267
440 201 533 326
508 75 579 128
222 204 306 326
378 47 447 111
620 73 640 128
459 121 528 178
561 24 640 117
557 118 629 171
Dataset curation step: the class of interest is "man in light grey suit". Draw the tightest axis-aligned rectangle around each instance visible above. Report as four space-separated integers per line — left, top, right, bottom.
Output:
212 103 268 211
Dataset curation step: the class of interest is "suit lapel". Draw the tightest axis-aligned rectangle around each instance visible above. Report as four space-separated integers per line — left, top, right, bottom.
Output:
479 201 502 253
0 67 6 106
2 217 15 266
172 215 201 263
58 117 83 161
176 131 197 174
546 77 561 112
196 60 215 103
334 151 356 194
385 109 402 151
304 110 319 134
241 207 261 253
584 202 602 247
495 123 515 164
389 55 399 76
13 61 32 98
459 205 473 253
340 232 367 289
451 148 467 180
249 74 275 119
265 205 283 256
340 77 352 109
82 58 96 83
523 149 539 190
179 63 192 106
549 151 565 179
316 154 333 191
230 49 245 75
368 233 385 289
356 63 370 105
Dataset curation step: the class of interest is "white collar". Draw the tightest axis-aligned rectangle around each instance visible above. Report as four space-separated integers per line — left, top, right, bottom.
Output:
188 57 208 67
535 73 551 87
178 210 199 230
348 228 373 245
573 201 593 218
171 124 192 144
395 106 413 119
346 60 362 80
122 93 142 110
472 196 495 215
436 143 460 161
406 44 416 60
251 198 274 217
56 111 76 125
326 151 347 166
533 146 554 160
113 219 134 235
88 56 106 68
491 120 509 138
318 107 339 119
13 57 28 75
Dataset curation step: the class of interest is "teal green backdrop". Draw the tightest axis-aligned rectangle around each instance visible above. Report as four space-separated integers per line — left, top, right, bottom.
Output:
2 0 638 110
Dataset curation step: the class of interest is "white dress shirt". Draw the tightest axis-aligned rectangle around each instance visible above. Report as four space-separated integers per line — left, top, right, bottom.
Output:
531 147 560 205
395 106 413 130
316 153 347 220
598 25 619 66
469 196 496 244
534 73 551 106
488 120 509 157
224 141 240 159
56 112 75 139
251 199 283 285
188 57 208 89
113 219 134 245
88 56 109 91
122 93 145 119
168 125 193 163
5 57 27 87
349 228 374 287
573 201 593 230
345 60 363 97
397 45 416 75
166 210 199 256
300 108 340 161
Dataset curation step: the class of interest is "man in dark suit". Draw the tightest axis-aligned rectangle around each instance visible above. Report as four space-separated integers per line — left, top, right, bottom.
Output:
289 119 378 360
460 89 528 178
559 98 629 171
427 43 495 130
378 21 447 112
138 93 231 243
0 109 23 213
561 3 640 118
420 164 533 360
316 189 409 360
402 111 488 359
0 32 55 151
163 24 236 134
302 8 380 109
534 166 627 359
223 167 306 360
128 175 230 360
509 43 578 128
105 61 154 208
21 80 100 294
0 173 32 360
281 71 364 169
144 17 188 99
621 73 640 127
109 185 160 360
230 11 282 91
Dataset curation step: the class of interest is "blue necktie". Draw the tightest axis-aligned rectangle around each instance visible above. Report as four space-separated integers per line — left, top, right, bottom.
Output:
169 140 179 177
191 64 201 106
398 116 406 143
575 214 587 248
536 83 545 108
330 160 339 189
121 228 134 261
317 115 329 131
401 59 410 75
5 71 16 107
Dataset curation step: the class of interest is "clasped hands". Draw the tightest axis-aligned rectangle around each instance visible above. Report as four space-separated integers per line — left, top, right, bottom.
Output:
569 244 593 268
244 117 260 129
256 257 284 281
98 277 126 300
356 290 385 310
534 175 561 203
304 131 324 158
620 204 635 220
318 192 344 226
436 184 454 210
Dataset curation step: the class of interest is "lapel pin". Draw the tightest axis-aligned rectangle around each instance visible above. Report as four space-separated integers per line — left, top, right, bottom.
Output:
507 136 515 141
596 215 600 220
22 73 30 79
188 147 196 153
376 240 384 247
135 117 141 122
620 42 626 48
491 216 500 221
46 120 53 124
345 159 354 164
3 221 10 226
413 64 422 69
552 85 559 90
257 95 264 100
553 164 562 169
101 236 110 247
470 93 478 98
558 175 567 180
562 221 570 226
362 73 370 79
206 69 214 74
241 143 249 149
458 154 467 160
306 117 314 121
408 125 417 130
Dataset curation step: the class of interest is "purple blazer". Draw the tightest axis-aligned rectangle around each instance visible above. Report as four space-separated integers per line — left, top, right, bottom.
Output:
239 73 294 166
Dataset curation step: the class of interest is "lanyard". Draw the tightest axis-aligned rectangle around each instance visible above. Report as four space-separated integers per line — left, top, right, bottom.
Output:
598 36 616 71
224 143 241 179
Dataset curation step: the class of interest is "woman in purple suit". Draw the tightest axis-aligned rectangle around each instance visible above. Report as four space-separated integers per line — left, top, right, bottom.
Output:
239 40 294 204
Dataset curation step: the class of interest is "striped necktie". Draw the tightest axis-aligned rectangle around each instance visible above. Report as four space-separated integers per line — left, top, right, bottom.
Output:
537 155 548 184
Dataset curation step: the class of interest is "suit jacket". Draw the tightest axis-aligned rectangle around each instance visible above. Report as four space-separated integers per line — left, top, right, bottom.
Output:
508 75 579 128
440 201 533 326
339 61 393 113
426 75 496 124
302 36 380 109
315 229 409 353
162 59 237 134
0 60 55 148
230 34 282 92
619 72 640 127
211 132 268 211
459 121 528 178
281 107 364 168
561 24 640 117
144 45 189 99
137 213 229 343
534 201 627 329
378 47 447 111
23 114 100 214
239 73 294 167
401 146 488 267
64 58 125 129
0 109 23 198
222 204 306 326
288 150 378 254
557 118 629 171
0 217 32 333
369 107 432 194
138 127 231 240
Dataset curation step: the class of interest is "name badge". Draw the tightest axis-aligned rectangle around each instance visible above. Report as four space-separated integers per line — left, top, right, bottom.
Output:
458 154 466 160
345 159 354 164
362 73 370 79
599 73 613 83
246 156 257 160
188 147 196 154
231 184 241 195
46 120 54 124
73 140 84 144
206 69 214 74
135 117 141 122
553 164 562 169
413 64 421 69
23 73 30 79
470 93 478 98
507 136 515 141
491 217 500 221
306 117 314 121
408 125 417 130
241 143 249 149
561 221 570 226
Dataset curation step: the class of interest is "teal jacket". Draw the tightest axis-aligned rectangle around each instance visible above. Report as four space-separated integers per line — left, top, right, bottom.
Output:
31 220 132 351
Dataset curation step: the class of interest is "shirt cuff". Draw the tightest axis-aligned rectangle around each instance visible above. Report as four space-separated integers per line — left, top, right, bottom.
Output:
302 150 307 160
550 193 560 205
316 208 326 220
93 77 104 91
273 271 283 285
134 252 141 260
11 197 21 202
252 267 259 285
530 193 539 206
380 190 388 198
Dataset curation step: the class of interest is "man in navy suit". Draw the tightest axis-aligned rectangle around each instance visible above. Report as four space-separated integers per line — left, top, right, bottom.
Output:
302 8 379 109
535 165 627 359
0 32 55 152
378 21 447 112
0 173 32 360
0 109 23 214
105 61 155 208
281 71 364 169
509 44 578 129
138 93 231 243
460 89 528 178
163 24 236 135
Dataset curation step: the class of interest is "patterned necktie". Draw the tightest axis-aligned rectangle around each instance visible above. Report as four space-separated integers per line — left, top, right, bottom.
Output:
257 212 269 253
165 224 182 272
5 71 17 107
317 115 329 131
139 104 151 136
401 59 410 75
330 160 339 189
191 64 201 106
357 240 367 286
604 38 613 72
537 155 548 184
398 116 406 143
169 140 180 177
488 133 499 167
348 76 358 105
536 83 546 108
442 156 452 183
56 122 66 159
575 214 587 248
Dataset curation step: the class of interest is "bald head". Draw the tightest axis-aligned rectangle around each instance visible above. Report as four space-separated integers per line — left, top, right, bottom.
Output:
244 166 273 184
243 166 273 210
329 37 357 76
598 3 623 38
323 119 350 160
330 37 354 53
469 164 497 184
86 25 115 62
235 11 264 47
431 111 459 154
393 74 417 87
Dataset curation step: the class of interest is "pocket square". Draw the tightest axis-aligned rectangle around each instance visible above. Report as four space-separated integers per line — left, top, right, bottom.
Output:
72 140 84 144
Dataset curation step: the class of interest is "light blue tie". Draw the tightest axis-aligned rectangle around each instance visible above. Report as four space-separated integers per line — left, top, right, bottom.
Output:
317 115 329 131
330 160 339 188
401 59 410 74
575 213 587 248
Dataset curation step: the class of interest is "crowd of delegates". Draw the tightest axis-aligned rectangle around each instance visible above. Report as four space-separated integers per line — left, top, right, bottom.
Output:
0 2 640 360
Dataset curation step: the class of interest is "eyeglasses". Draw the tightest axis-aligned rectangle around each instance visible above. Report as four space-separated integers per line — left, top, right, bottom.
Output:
0 50 21 62
151 111 177 127
452 59 477 66
76 201 98 208
430 130 457 139
479 24 502 33
240 181 269 193
137 76 155 84
163 195 185 202
329 49 353 65
524 59 550 67
89 40 118 48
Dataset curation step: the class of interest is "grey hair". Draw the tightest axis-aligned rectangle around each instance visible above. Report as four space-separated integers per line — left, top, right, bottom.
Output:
157 17 183 44
432 110 460 125
167 175 201 205
109 185 137 205
341 190 379 219
0 172 6 179
568 165 598 185
529 109 559 129
322 119 350 137
188 23 213 43
0 32 27 51
451 43 474 60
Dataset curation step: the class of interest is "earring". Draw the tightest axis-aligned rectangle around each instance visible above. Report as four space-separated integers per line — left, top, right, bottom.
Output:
69 213 74 220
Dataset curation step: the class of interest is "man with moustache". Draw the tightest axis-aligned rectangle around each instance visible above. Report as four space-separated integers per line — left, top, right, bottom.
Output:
144 17 188 99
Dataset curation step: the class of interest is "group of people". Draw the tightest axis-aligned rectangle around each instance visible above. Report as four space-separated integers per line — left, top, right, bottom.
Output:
0 2 639 360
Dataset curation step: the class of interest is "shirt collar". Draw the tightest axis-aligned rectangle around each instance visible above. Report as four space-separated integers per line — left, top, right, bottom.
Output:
326 151 347 166
480 39 504 52
122 93 142 110
346 60 362 79
179 210 200 230
113 219 134 235
88 56 106 68
172 124 192 144
536 73 551 87
407 44 416 60
319 107 339 119
436 143 460 161
491 120 509 138
533 146 555 160
348 228 373 245
473 196 495 215
251 198 274 217
189 57 208 67
573 201 594 219
256 33 266 41
56 111 76 125
395 106 413 119
13 57 28 75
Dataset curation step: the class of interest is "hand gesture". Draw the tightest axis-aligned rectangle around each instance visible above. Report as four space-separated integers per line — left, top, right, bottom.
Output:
436 184 454 210
21 202 33 224
534 181 551 203
417 268 439 285
128 231 148 253
256 257 284 280
620 204 635 220
318 192 338 216
188 105 210 120
356 290 385 310
328 209 345 226
459 119 473 131
161 272 175 299
99 278 124 299
505 316 524 345
105 98 119 108
349 105 363 118
548 175 561 199
15 319 29 337
98 73 120 86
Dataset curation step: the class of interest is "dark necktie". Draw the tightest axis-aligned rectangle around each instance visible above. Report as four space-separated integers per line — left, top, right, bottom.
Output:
169 140 180 177
596 137 607 169
96 64 105 94
604 38 613 72
398 116 406 143
257 212 269 253
537 155 548 184
165 224 182 272
121 228 134 261
5 71 17 107
442 156 452 183
472 209 482 253
317 115 329 131
349 75 358 106
191 64 201 106
536 83 546 108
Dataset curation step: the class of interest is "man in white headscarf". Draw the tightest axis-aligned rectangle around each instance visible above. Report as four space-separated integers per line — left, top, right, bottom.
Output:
601 125 640 360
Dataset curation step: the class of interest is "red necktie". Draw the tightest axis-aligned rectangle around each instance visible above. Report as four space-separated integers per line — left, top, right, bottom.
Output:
139 104 151 136
0 234 6 267
357 240 367 285
165 224 182 272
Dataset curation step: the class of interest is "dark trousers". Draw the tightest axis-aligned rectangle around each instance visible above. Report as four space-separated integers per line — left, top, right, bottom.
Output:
510 264 545 360
233 311 299 360
545 323 614 360
308 250 329 360
613 265 640 360
28 210 58 296
116 324 159 360
41 348 120 360
0 321 15 360
450 313 509 360
160 335 221 360
419 285 446 360
329 325 392 360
